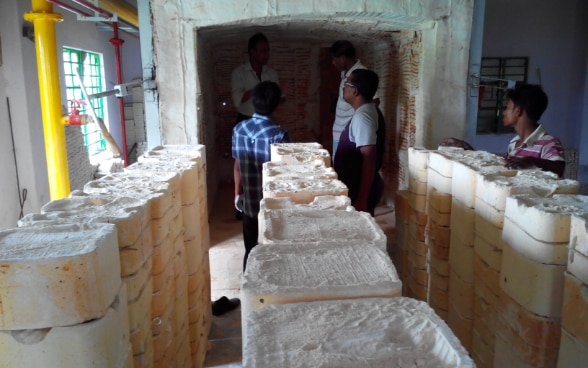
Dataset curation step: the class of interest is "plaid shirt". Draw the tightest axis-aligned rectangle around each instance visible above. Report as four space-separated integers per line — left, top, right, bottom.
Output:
232 114 289 216
507 124 564 161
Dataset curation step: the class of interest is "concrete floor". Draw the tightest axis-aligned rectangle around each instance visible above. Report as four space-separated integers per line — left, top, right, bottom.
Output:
204 184 245 367
202 183 396 367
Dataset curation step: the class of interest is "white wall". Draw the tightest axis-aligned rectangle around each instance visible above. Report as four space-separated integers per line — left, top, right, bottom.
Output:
475 0 588 157
0 0 141 229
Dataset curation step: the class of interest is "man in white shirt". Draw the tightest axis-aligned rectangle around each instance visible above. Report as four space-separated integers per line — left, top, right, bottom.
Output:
330 40 379 161
232 33 280 123
333 69 385 216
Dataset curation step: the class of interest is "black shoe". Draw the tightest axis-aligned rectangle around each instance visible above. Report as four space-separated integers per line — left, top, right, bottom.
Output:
212 296 240 316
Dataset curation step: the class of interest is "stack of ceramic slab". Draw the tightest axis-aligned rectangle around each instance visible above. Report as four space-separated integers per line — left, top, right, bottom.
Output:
127 159 206 361
19 195 153 367
426 149 463 315
270 142 331 167
242 297 474 368
0 224 132 368
393 190 410 295
446 150 506 355
84 171 188 365
403 147 429 303
496 194 588 367
137 144 210 368
560 213 588 366
473 170 578 367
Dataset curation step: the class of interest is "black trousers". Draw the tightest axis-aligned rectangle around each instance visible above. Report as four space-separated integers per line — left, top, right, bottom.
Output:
242 213 259 272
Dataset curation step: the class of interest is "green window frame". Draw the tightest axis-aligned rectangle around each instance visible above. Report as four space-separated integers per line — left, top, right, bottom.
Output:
63 47 107 155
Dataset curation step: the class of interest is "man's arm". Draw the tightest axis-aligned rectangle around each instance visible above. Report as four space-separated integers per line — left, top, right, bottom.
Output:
503 156 565 178
231 67 249 108
355 145 377 212
233 159 242 198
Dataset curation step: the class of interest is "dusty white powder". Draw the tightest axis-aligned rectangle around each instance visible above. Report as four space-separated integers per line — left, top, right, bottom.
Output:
243 297 473 368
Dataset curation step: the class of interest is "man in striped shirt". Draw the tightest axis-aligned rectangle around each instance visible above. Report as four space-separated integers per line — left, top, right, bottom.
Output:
232 81 289 270
439 84 565 177
502 84 565 177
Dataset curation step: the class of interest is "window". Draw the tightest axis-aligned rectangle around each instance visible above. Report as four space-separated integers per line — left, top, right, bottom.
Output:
63 47 107 155
476 57 528 134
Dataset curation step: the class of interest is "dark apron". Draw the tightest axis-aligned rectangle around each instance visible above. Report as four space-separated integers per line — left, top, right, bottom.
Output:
334 121 384 215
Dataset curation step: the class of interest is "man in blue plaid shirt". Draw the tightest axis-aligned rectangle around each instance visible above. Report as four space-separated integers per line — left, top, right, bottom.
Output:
232 81 289 271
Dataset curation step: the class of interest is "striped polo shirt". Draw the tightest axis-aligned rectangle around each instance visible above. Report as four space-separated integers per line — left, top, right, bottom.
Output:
507 124 564 161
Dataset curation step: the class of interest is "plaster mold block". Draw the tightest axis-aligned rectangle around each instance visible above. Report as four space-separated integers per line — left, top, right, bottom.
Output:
476 170 578 212
568 214 588 283
474 197 505 228
262 160 337 185
0 223 121 330
0 285 131 368
561 271 588 345
503 194 588 264
243 297 473 368
500 244 566 317
450 150 506 208
126 160 200 206
259 209 386 251
270 142 331 167
263 179 348 204
408 146 431 184
33 195 148 247
83 171 174 219
557 328 588 368
145 144 206 163
19 196 151 277
259 196 352 212
429 149 464 178
241 242 401 320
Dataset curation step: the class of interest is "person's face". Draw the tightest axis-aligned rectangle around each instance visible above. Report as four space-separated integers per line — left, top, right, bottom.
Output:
250 41 270 66
331 56 347 71
342 77 357 104
502 100 520 126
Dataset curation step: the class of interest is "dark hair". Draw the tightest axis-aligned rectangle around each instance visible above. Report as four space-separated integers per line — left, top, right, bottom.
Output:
330 40 356 58
248 33 269 54
349 69 379 102
252 81 282 115
506 84 548 121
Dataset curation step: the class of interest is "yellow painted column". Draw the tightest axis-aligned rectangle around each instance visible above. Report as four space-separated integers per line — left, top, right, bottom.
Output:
24 1 70 199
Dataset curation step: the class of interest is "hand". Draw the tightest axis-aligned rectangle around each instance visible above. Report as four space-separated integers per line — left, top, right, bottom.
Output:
503 156 535 170
234 195 243 212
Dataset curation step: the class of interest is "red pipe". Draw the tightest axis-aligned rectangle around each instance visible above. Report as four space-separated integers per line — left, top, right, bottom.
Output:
109 22 129 166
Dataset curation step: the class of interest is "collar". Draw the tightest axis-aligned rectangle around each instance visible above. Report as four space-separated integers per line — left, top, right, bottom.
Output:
521 124 546 147
247 61 265 73
344 59 362 78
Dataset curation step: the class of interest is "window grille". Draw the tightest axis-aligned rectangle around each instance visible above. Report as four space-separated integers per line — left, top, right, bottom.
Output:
63 47 107 155
476 57 528 134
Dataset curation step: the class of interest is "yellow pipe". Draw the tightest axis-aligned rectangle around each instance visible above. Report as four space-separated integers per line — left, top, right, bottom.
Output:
24 1 70 200
98 0 139 28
